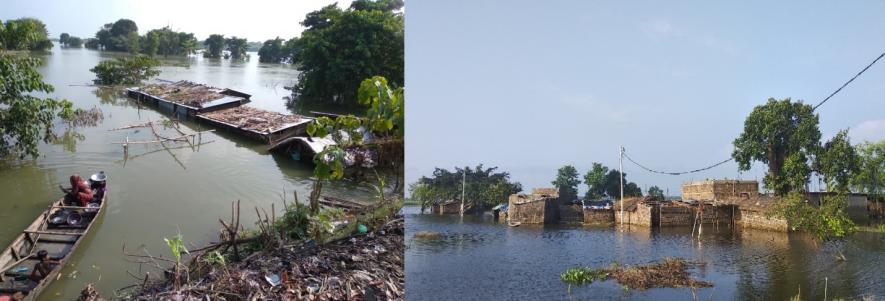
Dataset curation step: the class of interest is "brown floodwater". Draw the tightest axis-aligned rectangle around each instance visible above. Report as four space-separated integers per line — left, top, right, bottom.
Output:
0 44 380 300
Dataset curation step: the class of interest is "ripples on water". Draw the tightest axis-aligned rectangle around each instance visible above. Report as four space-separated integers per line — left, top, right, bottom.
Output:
404 206 885 300
0 45 380 300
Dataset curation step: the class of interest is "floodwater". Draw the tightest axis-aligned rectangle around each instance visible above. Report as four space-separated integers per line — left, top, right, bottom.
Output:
404 206 885 300
0 45 380 300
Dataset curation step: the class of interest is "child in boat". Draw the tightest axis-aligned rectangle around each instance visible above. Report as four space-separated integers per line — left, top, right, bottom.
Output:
28 250 59 282
59 174 93 207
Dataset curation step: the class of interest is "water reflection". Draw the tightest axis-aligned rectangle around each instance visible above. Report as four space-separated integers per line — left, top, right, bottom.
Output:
405 206 884 300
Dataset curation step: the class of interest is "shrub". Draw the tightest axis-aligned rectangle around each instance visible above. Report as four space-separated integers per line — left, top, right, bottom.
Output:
90 55 160 85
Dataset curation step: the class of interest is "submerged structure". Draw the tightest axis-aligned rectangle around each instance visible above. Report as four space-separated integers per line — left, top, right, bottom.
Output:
507 188 561 224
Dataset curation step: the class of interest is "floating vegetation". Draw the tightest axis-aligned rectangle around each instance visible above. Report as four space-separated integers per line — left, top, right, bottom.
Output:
561 257 712 290
68 106 104 127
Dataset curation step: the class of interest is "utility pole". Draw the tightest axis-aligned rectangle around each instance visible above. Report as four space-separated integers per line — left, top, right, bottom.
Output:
620 146 624 226
460 168 466 216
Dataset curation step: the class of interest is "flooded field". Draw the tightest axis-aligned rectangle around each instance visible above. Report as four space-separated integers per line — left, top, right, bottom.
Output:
405 206 885 300
0 45 378 300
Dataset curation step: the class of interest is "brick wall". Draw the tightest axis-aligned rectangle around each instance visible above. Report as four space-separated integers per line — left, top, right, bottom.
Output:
682 180 758 201
559 204 583 223
583 208 615 224
614 204 653 226
739 209 789 232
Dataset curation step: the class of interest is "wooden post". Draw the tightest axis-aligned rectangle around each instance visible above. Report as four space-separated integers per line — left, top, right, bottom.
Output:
619 146 624 226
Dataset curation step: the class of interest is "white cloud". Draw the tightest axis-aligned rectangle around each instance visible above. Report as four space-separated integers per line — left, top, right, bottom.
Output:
850 119 885 143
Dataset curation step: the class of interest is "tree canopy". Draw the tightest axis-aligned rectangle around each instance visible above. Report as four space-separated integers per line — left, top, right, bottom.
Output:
816 130 859 193
583 163 609 200
1 18 54 51
225 36 247 60
258 37 299 63
90 56 160 85
733 98 821 195
203 34 225 58
290 2 403 106
141 27 198 56
851 140 885 200
411 165 522 213
95 19 139 52
0 53 74 158
553 165 580 202
647 186 664 198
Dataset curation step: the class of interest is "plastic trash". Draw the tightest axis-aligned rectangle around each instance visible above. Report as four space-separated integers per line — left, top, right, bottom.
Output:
265 274 281 287
357 224 368 234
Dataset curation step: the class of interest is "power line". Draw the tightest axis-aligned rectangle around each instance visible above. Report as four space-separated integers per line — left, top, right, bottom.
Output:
813 51 885 111
624 49 885 175
623 151 733 175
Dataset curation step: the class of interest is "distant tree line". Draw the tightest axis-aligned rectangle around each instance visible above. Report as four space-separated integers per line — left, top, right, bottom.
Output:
553 164 645 203
0 18 53 51
410 164 522 213
86 19 199 56
59 33 83 48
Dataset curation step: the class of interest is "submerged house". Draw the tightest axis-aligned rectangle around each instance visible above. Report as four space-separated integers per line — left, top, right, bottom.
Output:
681 179 759 202
431 200 468 215
507 188 561 224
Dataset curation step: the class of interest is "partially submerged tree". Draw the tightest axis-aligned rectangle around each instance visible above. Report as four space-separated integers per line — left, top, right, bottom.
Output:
290 2 403 106
89 56 160 85
203 34 225 58
0 53 74 158
412 165 522 213
552 165 580 202
258 37 286 63
225 36 247 60
733 98 821 195
95 19 139 52
59 33 70 45
67 36 83 48
1 18 54 51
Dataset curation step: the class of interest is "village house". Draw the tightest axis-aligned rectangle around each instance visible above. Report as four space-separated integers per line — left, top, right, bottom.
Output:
507 188 561 224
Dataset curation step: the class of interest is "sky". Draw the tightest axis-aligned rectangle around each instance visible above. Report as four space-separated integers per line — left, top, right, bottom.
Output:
406 1 885 197
1 0 350 41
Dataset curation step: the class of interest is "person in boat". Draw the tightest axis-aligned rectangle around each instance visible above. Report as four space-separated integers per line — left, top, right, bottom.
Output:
28 250 59 282
59 174 92 207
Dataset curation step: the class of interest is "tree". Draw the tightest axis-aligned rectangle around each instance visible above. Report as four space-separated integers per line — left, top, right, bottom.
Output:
583 162 609 200
412 165 522 212
851 140 885 201
816 130 859 193
226 36 247 60
93 19 139 52
552 165 580 202
258 37 286 63
733 98 821 196
203 34 225 58
141 27 198 56
84 38 100 49
90 56 160 85
60 33 70 45
602 169 641 199
291 3 403 106
0 53 74 158
67 36 83 48
1 18 53 51
350 0 404 11
648 186 664 198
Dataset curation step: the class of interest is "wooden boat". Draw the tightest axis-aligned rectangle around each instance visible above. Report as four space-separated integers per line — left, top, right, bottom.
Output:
0 173 108 300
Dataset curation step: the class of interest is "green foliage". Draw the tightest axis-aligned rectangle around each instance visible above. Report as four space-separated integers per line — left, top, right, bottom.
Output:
203 34 225 58
89 56 160 85
1 18 53 51
258 37 295 63
350 0 404 11
816 130 859 193
851 140 885 200
202 251 226 267
0 53 74 158
84 38 100 49
95 19 139 52
413 164 522 211
290 3 404 106
163 233 189 264
603 169 641 198
553 165 580 202
409 182 437 213
225 36 247 60
275 200 346 242
141 27 198 56
771 192 856 240
357 76 404 138
583 163 609 200
733 98 821 195
647 186 664 198
66 36 83 48
560 267 609 285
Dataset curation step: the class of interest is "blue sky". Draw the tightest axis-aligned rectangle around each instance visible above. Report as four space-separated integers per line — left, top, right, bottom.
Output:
1 0 349 41
406 1 885 196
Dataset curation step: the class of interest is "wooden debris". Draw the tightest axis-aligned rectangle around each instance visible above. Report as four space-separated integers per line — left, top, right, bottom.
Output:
200 106 307 133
